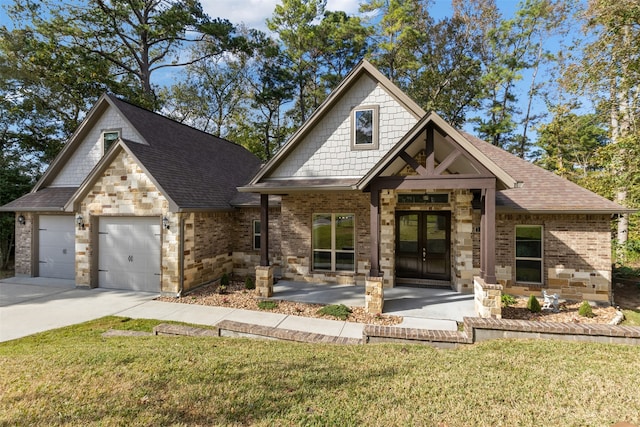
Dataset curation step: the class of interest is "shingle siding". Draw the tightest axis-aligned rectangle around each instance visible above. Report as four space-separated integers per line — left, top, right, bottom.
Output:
51 106 140 187
271 76 418 179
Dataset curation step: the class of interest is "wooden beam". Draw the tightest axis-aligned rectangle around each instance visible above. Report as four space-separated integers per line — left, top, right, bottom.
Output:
260 194 269 267
433 148 461 175
399 150 427 176
484 187 497 284
426 125 435 174
371 176 496 191
370 189 381 277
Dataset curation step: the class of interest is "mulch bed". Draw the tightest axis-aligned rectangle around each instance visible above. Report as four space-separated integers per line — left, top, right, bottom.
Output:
157 276 640 326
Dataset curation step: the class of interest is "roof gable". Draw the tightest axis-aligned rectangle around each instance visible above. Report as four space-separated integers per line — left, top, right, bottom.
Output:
357 111 518 191
246 60 426 187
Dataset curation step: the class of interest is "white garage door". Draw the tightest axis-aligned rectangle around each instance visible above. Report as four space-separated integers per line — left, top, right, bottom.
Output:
98 217 161 292
38 215 75 280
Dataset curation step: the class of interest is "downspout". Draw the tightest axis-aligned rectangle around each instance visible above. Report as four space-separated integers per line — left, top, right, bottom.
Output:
177 215 186 297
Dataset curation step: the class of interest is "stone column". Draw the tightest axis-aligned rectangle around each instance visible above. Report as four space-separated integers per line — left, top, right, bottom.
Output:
365 275 384 314
474 276 503 318
255 265 274 297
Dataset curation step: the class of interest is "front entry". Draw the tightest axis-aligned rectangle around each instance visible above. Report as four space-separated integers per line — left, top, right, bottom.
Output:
395 211 451 281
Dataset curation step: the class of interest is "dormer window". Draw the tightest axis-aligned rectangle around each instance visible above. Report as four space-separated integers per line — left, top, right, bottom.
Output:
102 130 120 154
351 105 379 150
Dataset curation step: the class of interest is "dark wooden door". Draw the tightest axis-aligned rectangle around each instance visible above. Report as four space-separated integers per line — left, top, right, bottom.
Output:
395 211 451 281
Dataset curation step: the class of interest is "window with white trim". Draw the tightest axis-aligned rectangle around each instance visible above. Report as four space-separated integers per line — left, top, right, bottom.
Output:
351 106 379 150
253 220 261 250
312 213 355 271
102 130 120 154
515 225 543 283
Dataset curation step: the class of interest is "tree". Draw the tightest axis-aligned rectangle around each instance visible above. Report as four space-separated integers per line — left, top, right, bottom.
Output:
6 0 242 109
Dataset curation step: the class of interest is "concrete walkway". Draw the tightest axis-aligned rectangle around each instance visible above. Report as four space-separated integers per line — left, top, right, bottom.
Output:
0 278 475 343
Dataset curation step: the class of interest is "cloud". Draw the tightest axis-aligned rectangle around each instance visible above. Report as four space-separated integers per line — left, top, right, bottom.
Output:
201 0 361 32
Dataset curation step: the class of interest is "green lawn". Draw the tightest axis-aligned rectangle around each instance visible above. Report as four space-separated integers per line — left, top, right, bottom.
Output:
1 317 639 426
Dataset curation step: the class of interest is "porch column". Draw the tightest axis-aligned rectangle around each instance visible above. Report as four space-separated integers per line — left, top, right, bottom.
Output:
369 189 381 277
480 186 497 284
260 193 269 267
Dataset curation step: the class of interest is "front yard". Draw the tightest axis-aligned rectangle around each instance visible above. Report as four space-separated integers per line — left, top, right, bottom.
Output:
1 316 639 426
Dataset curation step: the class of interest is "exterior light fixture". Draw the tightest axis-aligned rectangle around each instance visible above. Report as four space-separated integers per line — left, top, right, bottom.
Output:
17 214 26 225
162 216 170 230
76 214 84 230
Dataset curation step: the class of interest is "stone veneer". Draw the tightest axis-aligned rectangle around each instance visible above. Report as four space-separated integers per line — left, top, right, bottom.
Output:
279 191 371 285
14 211 35 276
495 213 612 302
76 150 236 295
232 207 282 278
379 188 477 291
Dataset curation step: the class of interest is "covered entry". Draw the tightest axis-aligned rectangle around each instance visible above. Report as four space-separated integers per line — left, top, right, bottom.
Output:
98 217 161 292
396 211 451 281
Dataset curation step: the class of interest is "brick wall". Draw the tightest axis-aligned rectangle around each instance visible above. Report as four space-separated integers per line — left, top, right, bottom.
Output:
280 192 370 285
14 212 34 276
232 207 282 278
495 213 612 302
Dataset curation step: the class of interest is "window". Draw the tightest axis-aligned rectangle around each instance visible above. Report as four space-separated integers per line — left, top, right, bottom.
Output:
515 226 543 283
102 130 120 154
351 106 379 150
253 220 261 250
312 213 355 271
397 193 449 204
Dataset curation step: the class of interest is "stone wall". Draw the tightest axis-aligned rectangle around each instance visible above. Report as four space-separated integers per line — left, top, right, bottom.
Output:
232 207 282 278
495 213 612 302
181 211 235 293
280 191 370 285
76 150 173 291
14 212 34 276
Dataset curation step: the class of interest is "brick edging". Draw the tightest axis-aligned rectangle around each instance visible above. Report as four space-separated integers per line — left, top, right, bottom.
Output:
363 325 470 344
216 320 362 345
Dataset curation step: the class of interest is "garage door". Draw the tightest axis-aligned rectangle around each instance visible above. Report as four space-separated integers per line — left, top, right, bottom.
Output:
38 215 75 280
98 217 161 292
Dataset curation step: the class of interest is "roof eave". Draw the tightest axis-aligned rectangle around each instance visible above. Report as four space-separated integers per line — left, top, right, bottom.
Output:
238 185 357 194
496 207 635 215
0 206 67 212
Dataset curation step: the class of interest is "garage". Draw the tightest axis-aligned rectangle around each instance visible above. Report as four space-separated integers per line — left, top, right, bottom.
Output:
98 217 161 292
38 215 76 280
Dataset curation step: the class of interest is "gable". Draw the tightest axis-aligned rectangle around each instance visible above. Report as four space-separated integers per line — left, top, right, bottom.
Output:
269 74 420 179
50 105 143 187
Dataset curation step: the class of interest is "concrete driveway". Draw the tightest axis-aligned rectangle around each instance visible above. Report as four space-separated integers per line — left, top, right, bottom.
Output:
0 278 157 342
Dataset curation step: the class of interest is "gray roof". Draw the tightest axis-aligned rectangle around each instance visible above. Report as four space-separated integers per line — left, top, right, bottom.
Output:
0 187 77 212
108 95 261 210
465 132 630 213
1 94 262 212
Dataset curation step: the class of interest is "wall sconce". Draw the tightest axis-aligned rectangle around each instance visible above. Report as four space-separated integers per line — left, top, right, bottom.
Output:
76 214 84 230
162 216 170 230
17 214 26 225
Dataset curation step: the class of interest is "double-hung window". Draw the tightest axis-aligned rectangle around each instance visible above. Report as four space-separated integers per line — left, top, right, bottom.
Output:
515 225 543 283
312 213 355 271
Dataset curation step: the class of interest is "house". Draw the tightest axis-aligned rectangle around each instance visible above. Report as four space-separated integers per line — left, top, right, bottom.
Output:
239 60 630 304
1 93 276 295
2 60 631 304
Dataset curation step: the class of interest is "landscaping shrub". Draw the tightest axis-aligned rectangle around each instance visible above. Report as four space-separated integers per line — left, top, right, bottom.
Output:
257 300 278 310
317 304 352 320
578 300 594 318
526 294 541 313
501 294 517 307
218 273 230 294
245 277 255 290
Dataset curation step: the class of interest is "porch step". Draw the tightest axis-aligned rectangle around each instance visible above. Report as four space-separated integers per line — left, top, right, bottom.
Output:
396 279 452 290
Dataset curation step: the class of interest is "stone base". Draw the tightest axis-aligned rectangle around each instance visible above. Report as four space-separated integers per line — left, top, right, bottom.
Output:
365 276 384 314
474 276 503 319
255 265 274 298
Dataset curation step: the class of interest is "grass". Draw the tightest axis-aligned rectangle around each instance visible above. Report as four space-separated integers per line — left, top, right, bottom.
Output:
1 317 640 426
622 309 640 326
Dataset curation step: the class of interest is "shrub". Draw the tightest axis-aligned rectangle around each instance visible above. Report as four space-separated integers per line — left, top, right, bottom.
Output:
257 300 278 310
501 294 517 307
245 277 255 290
220 273 230 287
526 295 541 313
317 304 352 320
578 300 594 318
